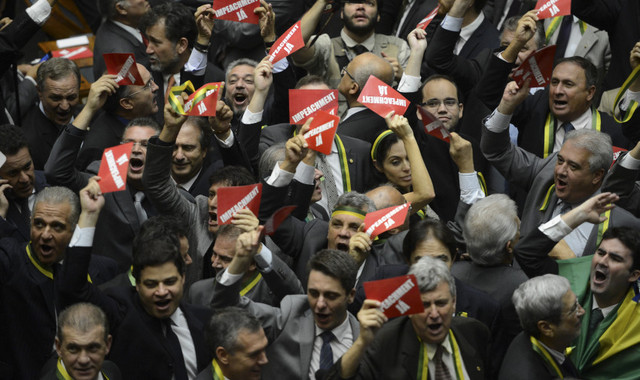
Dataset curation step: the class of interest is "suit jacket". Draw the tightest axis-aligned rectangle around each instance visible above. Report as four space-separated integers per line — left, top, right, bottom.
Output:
499 331 579 380
327 315 489 380
481 123 640 251
0 7 40 75
337 108 389 145
76 110 128 170
58 245 212 380
2 170 47 242
394 0 441 41
93 20 150 79
39 358 123 380
602 155 640 217
212 281 360 380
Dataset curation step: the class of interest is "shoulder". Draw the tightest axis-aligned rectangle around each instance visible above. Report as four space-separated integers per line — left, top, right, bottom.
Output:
451 316 491 343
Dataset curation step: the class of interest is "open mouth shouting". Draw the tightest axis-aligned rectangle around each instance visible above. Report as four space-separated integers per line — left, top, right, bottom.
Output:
129 156 145 174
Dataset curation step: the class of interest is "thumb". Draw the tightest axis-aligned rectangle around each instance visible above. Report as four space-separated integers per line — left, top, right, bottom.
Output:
380 51 388 58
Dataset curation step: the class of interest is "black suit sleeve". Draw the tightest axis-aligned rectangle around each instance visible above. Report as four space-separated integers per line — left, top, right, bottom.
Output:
513 227 560 278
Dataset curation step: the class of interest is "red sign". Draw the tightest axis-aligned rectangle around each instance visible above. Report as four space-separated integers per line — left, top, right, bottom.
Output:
535 0 571 19
303 110 339 155
52 46 93 60
217 184 262 225
612 146 628 167
213 0 260 24
363 203 410 238
264 205 297 235
97 143 133 193
512 45 557 88
417 5 440 30
268 21 304 63
417 107 451 143
289 89 339 125
364 275 425 319
103 53 144 85
183 83 223 116
358 75 409 118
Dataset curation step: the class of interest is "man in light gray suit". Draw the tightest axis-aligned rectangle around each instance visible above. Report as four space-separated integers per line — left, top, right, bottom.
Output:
212 229 360 380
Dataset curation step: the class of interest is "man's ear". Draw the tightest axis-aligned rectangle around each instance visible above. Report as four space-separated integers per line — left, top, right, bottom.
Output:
177 37 189 55
592 168 605 186
54 337 62 357
115 1 128 16
120 97 134 111
586 85 596 103
216 347 230 365
347 288 356 304
537 320 554 339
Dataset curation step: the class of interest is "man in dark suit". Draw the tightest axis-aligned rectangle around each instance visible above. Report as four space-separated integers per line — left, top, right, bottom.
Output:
92 0 150 79
0 186 117 380
40 303 122 380
328 256 490 379
0 124 48 242
59 177 212 379
500 274 583 380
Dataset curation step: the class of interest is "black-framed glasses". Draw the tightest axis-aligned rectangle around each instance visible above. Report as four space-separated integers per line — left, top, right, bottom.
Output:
341 67 356 82
126 78 155 98
419 98 459 109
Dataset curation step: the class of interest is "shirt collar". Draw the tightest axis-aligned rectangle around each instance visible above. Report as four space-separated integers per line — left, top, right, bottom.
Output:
342 106 367 121
340 29 376 52
315 312 351 344
538 340 566 365
592 295 618 318
459 12 485 44
112 20 144 44
426 336 453 359
172 168 202 191
562 107 592 130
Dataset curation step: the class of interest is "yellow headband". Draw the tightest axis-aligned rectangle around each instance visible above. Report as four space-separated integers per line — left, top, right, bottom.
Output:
370 130 395 161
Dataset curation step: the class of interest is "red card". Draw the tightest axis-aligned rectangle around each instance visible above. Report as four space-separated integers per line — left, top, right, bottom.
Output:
303 110 339 155
52 46 93 60
103 53 144 85
358 75 409 118
97 143 133 193
535 0 571 19
417 5 440 30
363 203 410 238
512 45 557 88
268 21 304 63
212 0 260 24
217 184 262 225
364 275 425 318
417 107 451 143
264 205 297 235
612 146 628 168
289 89 339 125
183 83 223 116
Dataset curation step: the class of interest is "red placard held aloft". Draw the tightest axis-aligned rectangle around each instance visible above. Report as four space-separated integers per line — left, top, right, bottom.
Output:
364 275 425 319
97 143 133 193
363 203 410 239
511 45 557 88
217 184 262 225
289 89 339 125
358 75 409 118
268 21 304 63
535 0 571 20
417 5 440 30
212 0 260 24
302 110 340 155
103 53 144 85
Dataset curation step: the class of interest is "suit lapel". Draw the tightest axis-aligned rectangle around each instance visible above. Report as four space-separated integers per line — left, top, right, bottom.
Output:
299 309 316 377
399 319 420 380
111 189 141 231
575 27 598 56
182 304 208 368
452 321 485 380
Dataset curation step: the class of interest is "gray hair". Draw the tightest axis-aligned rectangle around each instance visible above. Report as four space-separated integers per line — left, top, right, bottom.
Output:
512 274 571 337
36 58 80 90
34 187 80 226
225 58 258 81
216 224 243 241
57 303 109 342
258 142 285 181
463 194 519 266
501 16 545 49
205 307 262 357
564 129 613 174
409 256 456 298
333 191 376 214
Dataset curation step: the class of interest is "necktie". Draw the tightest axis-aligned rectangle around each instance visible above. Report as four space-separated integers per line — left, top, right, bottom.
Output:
18 197 31 229
319 331 335 370
316 154 340 212
163 319 188 380
561 122 575 134
352 44 368 55
165 75 176 103
554 16 573 61
433 344 453 380
134 191 148 223
587 308 604 342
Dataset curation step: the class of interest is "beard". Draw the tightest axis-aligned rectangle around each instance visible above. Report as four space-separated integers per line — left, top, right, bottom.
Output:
150 54 181 74
343 13 377 36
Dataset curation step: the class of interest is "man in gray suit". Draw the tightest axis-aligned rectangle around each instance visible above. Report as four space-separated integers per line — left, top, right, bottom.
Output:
213 230 360 380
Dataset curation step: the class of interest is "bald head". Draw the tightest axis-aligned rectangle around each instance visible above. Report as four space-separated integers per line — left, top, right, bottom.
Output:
366 185 405 210
339 53 394 105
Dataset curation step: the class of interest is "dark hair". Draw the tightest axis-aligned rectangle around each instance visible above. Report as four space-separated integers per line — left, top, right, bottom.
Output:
184 116 212 152
135 215 188 245
295 75 330 89
36 57 80 90
216 224 243 241
141 2 197 49
258 142 285 180
57 303 110 342
209 165 255 187
601 227 640 271
132 233 185 281
420 74 462 103
402 219 457 263
556 56 598 90
124 117 162 135
103 84 134 113
0 124 28 155
307 249 358 293
205 307 262 357
373 132 400 165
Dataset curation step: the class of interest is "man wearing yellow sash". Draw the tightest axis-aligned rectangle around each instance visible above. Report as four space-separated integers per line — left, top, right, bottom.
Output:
195 307 268 380
329 256 490 380
515 192 640 379
500 274 584 379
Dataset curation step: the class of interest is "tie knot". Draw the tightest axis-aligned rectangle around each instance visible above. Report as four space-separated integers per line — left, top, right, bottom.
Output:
134 191 145 202
434 344 446 360
353 44 368 55
321 331 335 344
561 122 575 134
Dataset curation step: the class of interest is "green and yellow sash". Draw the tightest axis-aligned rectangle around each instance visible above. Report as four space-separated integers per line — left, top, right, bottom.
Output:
612 65 640 123
26 244 91 283
239 272 262 296
211 359 224 380
543 108 601 158
545 17 587 45
56 357 109 380
530 336 564 378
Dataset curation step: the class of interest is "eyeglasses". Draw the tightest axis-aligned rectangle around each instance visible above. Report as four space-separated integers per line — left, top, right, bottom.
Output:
126 78 155 98
420 98 459 109
341 67 356 83
121 139 149 148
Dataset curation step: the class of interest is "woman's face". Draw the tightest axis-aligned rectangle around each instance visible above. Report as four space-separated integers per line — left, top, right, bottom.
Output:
377 141 412 190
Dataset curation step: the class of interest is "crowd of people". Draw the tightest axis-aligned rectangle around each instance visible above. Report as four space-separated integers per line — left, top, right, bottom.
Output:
1 0 640 378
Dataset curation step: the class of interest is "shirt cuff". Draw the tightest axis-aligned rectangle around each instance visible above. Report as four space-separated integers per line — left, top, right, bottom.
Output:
26 0 52 25
397 74 421 93
497 51 509 63
254 245 273 273
294 161 315 185
459 172 485 204
272 57 289 73
215 132 235 147
484 109 512 133
241 109 264 124
538 215 572 242
219 269 244 285
183 49 207 74
69 226 95 247
441 15 463 32
619 152 640 170
266 162 294 186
